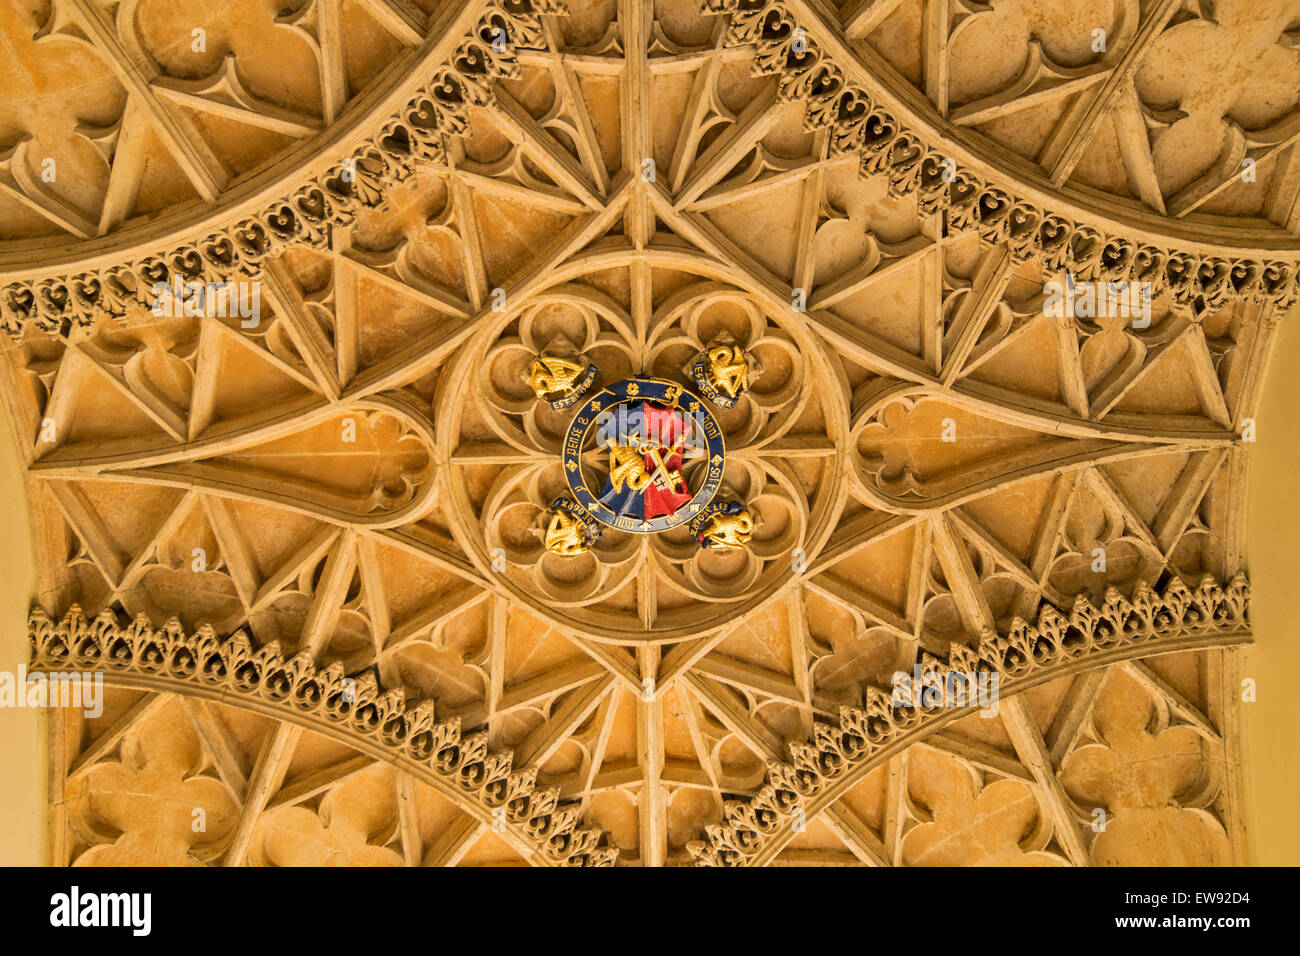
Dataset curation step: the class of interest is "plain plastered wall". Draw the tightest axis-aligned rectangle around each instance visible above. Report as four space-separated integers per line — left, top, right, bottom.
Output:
1243 310 1300 866
0 399 38 866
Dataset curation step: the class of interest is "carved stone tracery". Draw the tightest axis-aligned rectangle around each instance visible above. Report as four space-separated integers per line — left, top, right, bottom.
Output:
7 0 1282 866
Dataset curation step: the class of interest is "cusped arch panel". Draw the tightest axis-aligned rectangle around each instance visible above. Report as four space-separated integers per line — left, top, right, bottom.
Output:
3 0 1284 867
30 605 617 867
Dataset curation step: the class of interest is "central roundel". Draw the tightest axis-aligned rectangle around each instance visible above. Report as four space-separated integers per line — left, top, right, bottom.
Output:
563 378 726 533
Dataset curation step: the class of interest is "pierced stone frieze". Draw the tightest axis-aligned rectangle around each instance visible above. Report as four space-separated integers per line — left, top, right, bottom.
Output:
7 0 1299 344
31 604 618 867
0 0 568 339
703 0 1300 314
687 572 1250 866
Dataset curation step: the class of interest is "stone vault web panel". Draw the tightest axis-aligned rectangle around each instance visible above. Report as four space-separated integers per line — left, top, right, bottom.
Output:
5 0 1284 865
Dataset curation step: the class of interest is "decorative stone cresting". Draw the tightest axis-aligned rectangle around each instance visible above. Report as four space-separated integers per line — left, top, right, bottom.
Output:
7 0 1275 867
28 604 617 868
687 571 1251 867
702 0 1300 314
0 0 570 340
10 0 1298 343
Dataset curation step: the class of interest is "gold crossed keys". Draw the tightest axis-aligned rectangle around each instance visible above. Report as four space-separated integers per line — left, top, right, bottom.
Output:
606 437 686 493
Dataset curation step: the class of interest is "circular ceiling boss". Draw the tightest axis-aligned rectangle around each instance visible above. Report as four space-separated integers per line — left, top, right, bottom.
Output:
438 262 849 646
562 378 726 535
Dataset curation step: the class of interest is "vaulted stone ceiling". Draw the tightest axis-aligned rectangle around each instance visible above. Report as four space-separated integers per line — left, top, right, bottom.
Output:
3 0 1295 866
